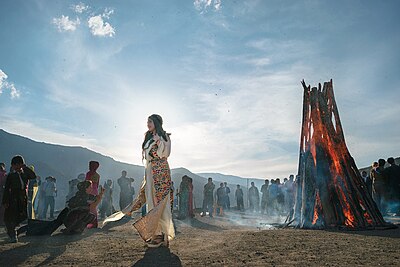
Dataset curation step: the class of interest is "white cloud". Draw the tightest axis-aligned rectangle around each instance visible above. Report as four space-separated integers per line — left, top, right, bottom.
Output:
247 57 271 67
52 15 80 32
9 83 20 99
0 69 21 99
88 15 115 37
0 69 7 93
102 8 114 19
71 2 89 14
194 0 222 13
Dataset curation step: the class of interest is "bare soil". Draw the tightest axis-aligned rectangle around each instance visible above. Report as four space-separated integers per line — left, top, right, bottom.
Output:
1 211 399 266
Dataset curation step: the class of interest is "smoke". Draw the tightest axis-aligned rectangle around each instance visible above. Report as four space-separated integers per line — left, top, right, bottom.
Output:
198 210 289 230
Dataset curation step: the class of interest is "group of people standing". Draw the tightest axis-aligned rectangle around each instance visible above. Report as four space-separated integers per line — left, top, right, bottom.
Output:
363 157 400 215
242 177 295 215
198 176 296 217
201 178 232 217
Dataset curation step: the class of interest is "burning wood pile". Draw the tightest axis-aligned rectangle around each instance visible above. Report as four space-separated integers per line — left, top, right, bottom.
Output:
292 79 388 229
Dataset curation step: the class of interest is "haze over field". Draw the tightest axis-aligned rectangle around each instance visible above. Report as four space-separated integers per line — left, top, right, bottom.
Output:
0 0 399 178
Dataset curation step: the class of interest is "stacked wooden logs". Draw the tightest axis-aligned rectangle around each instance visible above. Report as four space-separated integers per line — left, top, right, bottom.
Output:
292 79 387 229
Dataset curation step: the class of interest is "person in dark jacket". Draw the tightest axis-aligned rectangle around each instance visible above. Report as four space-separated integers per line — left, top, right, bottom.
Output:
2 155 37 242
17 180 104 236
384 157 400 213
235 185 244 211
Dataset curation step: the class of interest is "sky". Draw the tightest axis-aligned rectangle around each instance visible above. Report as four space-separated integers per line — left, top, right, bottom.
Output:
0 0 399 178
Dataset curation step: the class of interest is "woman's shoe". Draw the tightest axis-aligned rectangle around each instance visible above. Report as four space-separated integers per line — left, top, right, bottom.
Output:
146 235 164 248
146 240 163 248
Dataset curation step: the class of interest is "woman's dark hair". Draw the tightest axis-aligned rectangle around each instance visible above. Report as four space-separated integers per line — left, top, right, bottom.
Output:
142 114 169 150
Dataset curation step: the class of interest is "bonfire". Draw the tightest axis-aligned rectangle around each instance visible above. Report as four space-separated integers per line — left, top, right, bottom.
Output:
291 79 391 229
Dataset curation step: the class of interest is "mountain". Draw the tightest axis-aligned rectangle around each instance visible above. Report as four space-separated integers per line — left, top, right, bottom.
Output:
0 129 252 210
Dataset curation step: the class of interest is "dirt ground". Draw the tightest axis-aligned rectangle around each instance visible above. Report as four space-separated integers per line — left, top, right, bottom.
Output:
0 211 399 267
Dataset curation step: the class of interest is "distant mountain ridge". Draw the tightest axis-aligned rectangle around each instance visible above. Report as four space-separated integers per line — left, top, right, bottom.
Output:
0 129 255 210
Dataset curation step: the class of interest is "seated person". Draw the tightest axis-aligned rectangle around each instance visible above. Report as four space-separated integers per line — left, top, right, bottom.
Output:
18 181 104 236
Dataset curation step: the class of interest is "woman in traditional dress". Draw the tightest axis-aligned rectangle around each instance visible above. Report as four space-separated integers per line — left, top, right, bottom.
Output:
85 161 100 228
136 114 174 247
103 114 174 247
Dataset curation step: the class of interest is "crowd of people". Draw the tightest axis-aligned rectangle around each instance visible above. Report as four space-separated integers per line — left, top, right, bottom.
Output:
196 176 296 217
0 114 176 248
177 157 400 219
1 152 399 243
0 155 138 243
365 157 400 215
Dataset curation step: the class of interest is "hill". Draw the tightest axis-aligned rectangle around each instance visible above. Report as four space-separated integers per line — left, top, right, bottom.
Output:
0 129 254 210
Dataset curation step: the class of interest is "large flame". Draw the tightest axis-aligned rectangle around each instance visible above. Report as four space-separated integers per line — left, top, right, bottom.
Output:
296 80 385 229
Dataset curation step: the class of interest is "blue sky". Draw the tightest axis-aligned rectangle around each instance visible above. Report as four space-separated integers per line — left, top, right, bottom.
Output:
0 0 399 178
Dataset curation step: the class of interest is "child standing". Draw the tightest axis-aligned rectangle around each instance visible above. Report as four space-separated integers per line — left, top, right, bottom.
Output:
2 155 36 242
85 161 100 228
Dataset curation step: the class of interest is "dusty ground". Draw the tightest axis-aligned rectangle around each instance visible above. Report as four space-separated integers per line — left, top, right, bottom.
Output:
0 211 399 267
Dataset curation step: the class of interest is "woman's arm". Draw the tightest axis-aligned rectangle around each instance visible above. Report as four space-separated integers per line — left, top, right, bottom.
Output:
156 135 171 158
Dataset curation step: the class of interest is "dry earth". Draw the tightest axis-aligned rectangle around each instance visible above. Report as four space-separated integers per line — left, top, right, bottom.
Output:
1 211 399 266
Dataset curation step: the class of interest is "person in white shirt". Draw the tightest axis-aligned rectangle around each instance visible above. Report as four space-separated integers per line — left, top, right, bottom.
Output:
42 176 57 219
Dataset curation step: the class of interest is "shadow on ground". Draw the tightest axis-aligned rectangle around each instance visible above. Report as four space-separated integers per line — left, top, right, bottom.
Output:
326 223 400 239
0 229 98 266
132 247 182 267
188 217 226 232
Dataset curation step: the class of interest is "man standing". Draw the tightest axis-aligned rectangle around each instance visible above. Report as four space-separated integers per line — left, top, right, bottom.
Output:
260 179 269 214
216 183 226 216
117 170 135 210
235 184 244 211
100 179 114 219
42 176 57 219
371 159 388 214
248 182 260 213
224 182 231 210
202 177 215 217
384 157 400 213
2 155 37 242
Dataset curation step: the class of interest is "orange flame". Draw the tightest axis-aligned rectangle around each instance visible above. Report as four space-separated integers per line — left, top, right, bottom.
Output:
312 191 322 225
